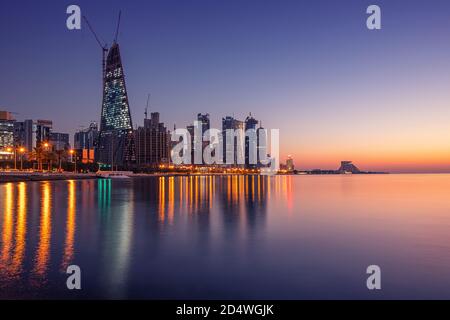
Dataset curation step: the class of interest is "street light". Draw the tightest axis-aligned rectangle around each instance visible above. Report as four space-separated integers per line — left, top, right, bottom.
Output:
43 142 50 171
69 149 77 173
19 147 25 171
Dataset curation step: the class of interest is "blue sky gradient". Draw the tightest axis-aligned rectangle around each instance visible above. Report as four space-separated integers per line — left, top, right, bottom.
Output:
1 0 450 171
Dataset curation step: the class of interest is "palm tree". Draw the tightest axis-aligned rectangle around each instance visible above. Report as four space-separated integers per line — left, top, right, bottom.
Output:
46 150 58 171
56 149 70 171
31 146 44 171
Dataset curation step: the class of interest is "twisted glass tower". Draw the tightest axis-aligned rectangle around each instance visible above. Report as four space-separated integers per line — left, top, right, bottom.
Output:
97 42 135 168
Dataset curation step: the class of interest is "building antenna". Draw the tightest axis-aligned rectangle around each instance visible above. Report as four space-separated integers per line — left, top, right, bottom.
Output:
114 11 122 43
145 93 150 119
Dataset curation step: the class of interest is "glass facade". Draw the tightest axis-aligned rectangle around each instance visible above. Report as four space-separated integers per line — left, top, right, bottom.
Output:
0 120 14 149
97 43 135 167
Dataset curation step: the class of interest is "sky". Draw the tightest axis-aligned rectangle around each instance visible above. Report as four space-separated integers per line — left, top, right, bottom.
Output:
1 0 450 173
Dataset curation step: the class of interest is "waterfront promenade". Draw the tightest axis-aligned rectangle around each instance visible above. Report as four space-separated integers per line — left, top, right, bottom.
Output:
0 171 98 183
0 171 273 183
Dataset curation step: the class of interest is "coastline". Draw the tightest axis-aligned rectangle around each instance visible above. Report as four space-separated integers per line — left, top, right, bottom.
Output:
0 171 392 183
0 172 98 183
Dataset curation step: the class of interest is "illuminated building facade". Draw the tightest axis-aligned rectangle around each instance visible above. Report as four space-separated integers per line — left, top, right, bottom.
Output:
286 156 295 172
74 122 98 150
97 43 135 168
49 132 70 151
186 124 195 164
197 113 210 165
14 119 52 156
35 120 53 148
244 114 258 169
14 120 33 152
0 111 15 149
222 116 244 167
74 122 98 163
135 112 171 168
75 148 96 164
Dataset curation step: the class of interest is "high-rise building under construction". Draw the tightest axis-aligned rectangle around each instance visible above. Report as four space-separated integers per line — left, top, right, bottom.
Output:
96 42 135 168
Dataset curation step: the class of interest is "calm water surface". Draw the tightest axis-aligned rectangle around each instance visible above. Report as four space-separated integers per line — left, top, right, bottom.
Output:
1 174 450 299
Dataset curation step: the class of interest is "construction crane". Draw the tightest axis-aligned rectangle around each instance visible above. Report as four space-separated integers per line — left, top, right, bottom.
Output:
114 11 122 43
83 11 122 81
83 15 108 80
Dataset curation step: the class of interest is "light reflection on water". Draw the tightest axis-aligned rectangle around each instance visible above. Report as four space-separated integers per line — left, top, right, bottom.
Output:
0 174 450 299
32 181 52 281
61 180 76 271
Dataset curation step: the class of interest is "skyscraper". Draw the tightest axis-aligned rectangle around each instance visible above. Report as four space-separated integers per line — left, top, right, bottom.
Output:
286 155 295 172
14 119 51 154
244 114 258 169
197 113 210 136
256 125 268 168
97 42 135 169
186 124 195 164
74 122 98 150
35 120 53 147
14 119 34 152
197 113 210 165
222 116 244 166
0 111 15 149
49 132 70 151
135 112 170 168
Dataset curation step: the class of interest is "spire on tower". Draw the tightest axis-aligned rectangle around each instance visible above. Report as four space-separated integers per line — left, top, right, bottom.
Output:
145 93 150 119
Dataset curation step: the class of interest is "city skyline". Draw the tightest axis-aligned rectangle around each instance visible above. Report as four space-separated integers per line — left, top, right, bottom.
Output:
2 0 450 304
1 0 450 172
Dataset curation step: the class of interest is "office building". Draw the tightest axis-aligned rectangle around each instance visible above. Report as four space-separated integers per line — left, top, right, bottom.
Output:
244 114 258 169
197 113 210 165
14 119 34 152
49 132 70 151
74 122 98 150
0 111 15 149
222 116 244 166
0 111 15 161
97 42 135 168
186 124 195 164
135 112 170 168
35 120 53 147
286 155 295 172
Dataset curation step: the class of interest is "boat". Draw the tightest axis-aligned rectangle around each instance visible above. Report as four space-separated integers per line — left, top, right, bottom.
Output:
96 171 133 179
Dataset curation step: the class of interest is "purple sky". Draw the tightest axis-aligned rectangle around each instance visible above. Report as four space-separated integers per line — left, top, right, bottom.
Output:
1 0 450 172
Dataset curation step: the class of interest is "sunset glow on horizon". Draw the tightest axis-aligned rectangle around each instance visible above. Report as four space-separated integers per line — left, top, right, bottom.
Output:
1 0 450 173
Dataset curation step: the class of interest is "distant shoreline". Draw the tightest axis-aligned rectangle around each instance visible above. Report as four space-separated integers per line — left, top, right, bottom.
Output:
295 171 389 175
0 171 394 183
2 172 450 183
